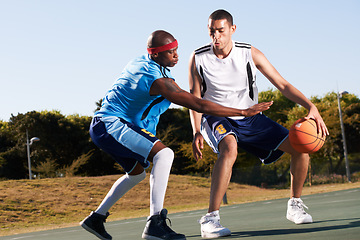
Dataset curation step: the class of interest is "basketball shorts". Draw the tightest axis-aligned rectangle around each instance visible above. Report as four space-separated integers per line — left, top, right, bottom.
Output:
201 113 289 164
90 116 159 173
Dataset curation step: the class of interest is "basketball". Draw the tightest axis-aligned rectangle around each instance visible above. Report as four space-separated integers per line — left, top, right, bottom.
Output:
289 118 326 153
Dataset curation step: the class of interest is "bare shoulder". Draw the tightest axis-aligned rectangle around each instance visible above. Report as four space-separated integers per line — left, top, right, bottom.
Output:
251 46 264 57
188 51 196 66
251 46 267 66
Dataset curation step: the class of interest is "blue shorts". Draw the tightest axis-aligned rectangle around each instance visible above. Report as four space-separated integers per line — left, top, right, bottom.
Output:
89 116 159 173
201 114 289 164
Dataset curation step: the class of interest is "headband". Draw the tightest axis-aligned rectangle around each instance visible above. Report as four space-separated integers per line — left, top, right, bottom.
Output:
147 40 178 54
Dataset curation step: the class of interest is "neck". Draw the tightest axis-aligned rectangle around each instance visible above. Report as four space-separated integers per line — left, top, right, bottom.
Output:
213 41 233 59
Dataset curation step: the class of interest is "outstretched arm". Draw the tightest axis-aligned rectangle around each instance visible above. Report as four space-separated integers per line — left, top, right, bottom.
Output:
150 77 273 118
251 46 329 136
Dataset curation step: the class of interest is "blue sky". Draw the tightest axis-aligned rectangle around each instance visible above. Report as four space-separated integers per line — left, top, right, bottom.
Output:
0 0 359 121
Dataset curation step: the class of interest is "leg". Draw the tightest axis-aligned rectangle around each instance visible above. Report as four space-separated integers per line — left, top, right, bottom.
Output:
209 134 238 212
278 138 309 198
143 142 186 240
278 138 312 224
80 162 146 240
199 135 236 239
95 163 146 215
148 141 173 216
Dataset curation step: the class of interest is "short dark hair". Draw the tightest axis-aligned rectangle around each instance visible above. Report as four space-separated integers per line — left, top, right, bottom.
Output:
209 9 233 26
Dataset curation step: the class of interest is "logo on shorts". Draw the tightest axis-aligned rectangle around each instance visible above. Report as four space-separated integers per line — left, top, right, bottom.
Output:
141 129 155 137
216 124 227 134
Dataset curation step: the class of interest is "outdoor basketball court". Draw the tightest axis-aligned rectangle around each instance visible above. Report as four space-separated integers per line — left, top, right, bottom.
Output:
1 188 359 240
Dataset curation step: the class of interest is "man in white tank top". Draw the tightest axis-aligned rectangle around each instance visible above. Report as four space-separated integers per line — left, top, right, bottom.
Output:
189 9 329 239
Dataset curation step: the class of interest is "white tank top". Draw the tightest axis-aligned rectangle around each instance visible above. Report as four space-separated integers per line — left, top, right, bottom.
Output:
194 41 258 119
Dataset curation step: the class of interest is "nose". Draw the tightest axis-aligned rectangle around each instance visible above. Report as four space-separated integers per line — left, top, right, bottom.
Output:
173 50 178 58
213 31 220 40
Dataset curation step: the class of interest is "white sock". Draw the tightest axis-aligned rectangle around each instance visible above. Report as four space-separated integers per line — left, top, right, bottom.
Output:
206 210 219 217
95 170 146 215
150 148 174 216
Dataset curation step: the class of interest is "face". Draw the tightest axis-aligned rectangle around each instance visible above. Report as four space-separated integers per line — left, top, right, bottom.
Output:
208 19 236 52
155 47 179 67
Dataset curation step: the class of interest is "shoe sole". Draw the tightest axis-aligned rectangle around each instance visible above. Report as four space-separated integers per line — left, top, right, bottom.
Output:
201 231 231 239
286 214 313 224
142 233 186 240
80 221 112 240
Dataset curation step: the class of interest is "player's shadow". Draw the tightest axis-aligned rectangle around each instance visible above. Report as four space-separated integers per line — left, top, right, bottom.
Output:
227 217 360 238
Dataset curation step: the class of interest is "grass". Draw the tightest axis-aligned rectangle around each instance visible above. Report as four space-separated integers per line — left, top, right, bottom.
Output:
1 174 359 236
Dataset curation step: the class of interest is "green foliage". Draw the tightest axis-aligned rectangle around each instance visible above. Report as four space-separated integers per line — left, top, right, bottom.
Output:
0 91 359 185
0 111 116 179
32 158 59 178
179 141 217 176
259 88 296 123
60 150 94 177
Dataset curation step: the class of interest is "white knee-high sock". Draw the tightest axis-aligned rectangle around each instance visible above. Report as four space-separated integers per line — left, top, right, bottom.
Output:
95 170 146 215
150 147 174 216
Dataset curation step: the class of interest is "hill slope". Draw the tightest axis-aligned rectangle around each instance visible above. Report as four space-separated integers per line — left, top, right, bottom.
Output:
1 174 359 236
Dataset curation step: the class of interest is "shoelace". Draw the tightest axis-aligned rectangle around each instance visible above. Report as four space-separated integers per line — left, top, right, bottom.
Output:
199 216 222 227
293 198 309 212
164 217 172 227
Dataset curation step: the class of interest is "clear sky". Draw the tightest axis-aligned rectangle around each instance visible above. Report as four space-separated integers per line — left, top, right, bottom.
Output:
1 0 359 121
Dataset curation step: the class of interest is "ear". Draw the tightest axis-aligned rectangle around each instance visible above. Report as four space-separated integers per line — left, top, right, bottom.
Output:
231 24 236 34
151 53 159 59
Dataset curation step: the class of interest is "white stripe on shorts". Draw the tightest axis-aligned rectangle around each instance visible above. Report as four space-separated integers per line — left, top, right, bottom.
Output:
101 116 157 159
200 117 235 154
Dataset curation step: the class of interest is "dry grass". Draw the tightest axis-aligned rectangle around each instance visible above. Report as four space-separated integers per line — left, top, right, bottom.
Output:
1 174 359 236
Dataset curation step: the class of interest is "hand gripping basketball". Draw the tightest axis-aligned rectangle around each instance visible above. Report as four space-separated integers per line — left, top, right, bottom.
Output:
289 118 326 153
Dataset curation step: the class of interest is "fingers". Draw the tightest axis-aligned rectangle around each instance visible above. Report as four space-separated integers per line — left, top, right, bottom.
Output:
244 101 273 117
306 114 329 137
192 144 202 160
192 135 203 160
320 121 329 137
257 101 273 110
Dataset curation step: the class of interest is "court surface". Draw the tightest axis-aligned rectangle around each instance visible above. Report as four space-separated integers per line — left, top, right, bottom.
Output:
2 188 359 240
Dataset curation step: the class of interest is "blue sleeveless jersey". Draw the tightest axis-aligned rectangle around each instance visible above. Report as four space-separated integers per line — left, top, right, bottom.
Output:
95 54 173 135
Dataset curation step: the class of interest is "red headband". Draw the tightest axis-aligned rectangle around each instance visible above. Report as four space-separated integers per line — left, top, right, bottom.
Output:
147 40 178 54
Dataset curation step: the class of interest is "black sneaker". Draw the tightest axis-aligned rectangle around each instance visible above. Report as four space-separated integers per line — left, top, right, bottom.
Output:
142 209 186 240
80 211 112 240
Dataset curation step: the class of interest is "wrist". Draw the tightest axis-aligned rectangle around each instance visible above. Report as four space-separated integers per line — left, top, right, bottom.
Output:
193 132 202 137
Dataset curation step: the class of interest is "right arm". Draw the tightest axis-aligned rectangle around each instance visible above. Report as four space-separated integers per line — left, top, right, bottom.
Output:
189 52 206 160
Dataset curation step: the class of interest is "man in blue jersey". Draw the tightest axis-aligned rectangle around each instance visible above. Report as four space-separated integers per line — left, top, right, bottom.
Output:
189 10 329 238
80 30 273 240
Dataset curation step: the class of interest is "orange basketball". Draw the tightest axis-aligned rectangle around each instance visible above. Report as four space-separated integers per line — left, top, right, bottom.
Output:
289 118 326 153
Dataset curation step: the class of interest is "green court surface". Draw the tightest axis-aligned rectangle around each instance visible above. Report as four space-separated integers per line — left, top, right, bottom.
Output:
2 188 359 240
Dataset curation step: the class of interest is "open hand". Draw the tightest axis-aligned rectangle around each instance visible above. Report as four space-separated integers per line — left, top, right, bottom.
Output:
243 101 273 117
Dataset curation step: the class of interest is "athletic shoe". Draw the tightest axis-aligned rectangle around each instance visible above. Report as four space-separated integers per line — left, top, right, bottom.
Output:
198 211 231 239
80 211 112 240
286 198 313 224
142 209 186 240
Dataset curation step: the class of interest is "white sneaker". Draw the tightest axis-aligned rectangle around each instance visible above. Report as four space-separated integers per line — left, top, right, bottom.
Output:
286 198 313 224
198 211 231 239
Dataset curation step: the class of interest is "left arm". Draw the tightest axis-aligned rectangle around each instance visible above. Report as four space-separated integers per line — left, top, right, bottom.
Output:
251 46 329 136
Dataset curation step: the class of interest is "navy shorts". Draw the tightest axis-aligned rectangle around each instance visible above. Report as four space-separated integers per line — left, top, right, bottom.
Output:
90 116 159 173
201 113 289 164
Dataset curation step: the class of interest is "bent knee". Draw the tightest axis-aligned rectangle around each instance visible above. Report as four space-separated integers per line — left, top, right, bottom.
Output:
218 135 238 158
127 170 146 183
